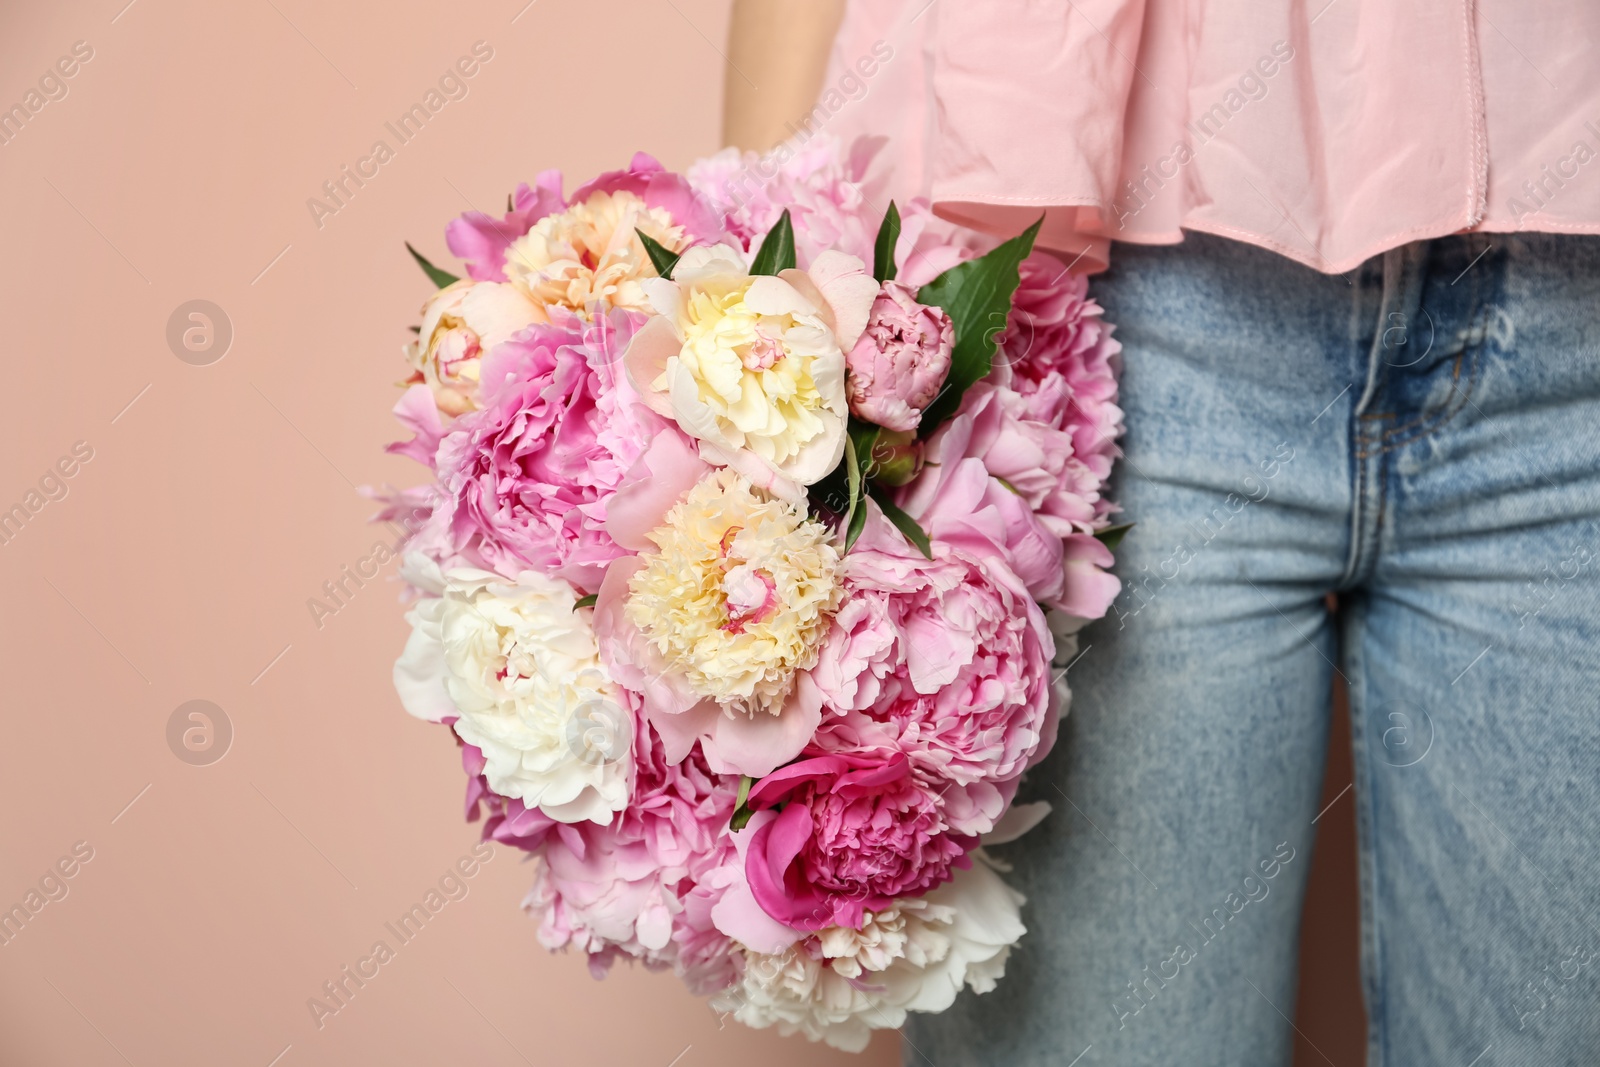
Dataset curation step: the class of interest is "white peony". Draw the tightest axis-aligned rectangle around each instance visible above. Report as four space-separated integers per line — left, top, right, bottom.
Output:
713 856 1026 1052
393 562 630 824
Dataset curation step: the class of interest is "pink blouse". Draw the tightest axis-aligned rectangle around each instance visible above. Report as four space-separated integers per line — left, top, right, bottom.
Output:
821 0 1600 273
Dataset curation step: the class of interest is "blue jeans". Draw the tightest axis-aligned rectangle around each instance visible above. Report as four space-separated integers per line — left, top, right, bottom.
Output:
906 233 1600 1066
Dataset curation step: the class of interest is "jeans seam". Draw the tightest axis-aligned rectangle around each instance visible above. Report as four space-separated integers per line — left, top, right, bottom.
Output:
1343 249 1406 585
1343 598 1386 1067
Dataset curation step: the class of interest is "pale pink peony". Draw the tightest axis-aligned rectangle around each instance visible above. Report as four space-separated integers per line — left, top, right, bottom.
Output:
992 252 1125 525
687 136 882 267
808 506 1057 835
742 750 974 932
423 308 684 596
845 280 953 432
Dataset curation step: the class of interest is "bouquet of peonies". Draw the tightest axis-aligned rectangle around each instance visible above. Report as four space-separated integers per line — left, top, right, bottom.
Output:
382 137 1124 1051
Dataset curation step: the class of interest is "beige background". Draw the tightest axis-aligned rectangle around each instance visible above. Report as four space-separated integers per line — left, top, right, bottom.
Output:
0 1 1360 1063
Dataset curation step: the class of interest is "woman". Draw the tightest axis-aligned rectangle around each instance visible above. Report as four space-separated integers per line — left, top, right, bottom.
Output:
725 3 1600 1065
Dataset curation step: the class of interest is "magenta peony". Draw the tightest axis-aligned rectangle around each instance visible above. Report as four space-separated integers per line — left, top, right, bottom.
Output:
845 280 953 433
808 507 1057 835
423 308 685 596
742 750 974 932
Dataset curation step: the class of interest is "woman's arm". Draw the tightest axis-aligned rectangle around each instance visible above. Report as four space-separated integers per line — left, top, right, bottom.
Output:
722 0 845 151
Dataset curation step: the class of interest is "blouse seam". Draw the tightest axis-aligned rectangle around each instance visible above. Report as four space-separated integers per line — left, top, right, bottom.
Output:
1177 210 1479 273
1461 0 1490 227
937 192 1105 205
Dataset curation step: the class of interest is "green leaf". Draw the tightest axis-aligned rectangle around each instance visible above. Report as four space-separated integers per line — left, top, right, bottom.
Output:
749 209 796 276
1093 522 1135 552
572 594 598 610
841 423 879 552
845 491 870 551
636 229 681 280
406 241 460 288
870 487 932 559
915 216 1043 433
729 775 757 831
872 200 901 283
841 434 862 548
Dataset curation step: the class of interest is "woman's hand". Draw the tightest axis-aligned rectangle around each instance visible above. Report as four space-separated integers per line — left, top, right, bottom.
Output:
722 0 845 151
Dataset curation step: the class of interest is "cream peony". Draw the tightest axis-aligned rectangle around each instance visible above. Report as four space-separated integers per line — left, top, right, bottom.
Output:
393 563 630 824
405 279 543 416
624 244 878 487
623 469 841 715
714 858 1026 1052
503 189 688 317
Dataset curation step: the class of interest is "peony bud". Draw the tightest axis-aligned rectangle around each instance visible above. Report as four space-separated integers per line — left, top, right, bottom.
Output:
406 280 542 416
866 429 922 487
844 280 954 433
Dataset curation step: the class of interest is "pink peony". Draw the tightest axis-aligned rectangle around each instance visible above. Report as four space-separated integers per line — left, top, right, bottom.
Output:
446 154 724 284
899 387 1120 620
464 710 743 985
947 383 1103 536
808 506 1057 835
423 308 684 595
742 751 974 932
845 280 953 432
992 252 1125 524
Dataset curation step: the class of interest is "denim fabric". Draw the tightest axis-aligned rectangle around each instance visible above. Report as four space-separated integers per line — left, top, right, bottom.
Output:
905 233 1600 1066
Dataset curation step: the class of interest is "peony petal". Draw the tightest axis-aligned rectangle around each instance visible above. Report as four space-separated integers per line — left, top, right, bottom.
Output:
805 250 879 350
695 441 806 504
393 600 453 721
711 813 805 953
458 282 542 349
647 700 722 765
605 430 709 551
385 384 446 469
672 243 747 284
982 800 1052 846
1058 533 1121 619
622 315 683 418
704 684 821 778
